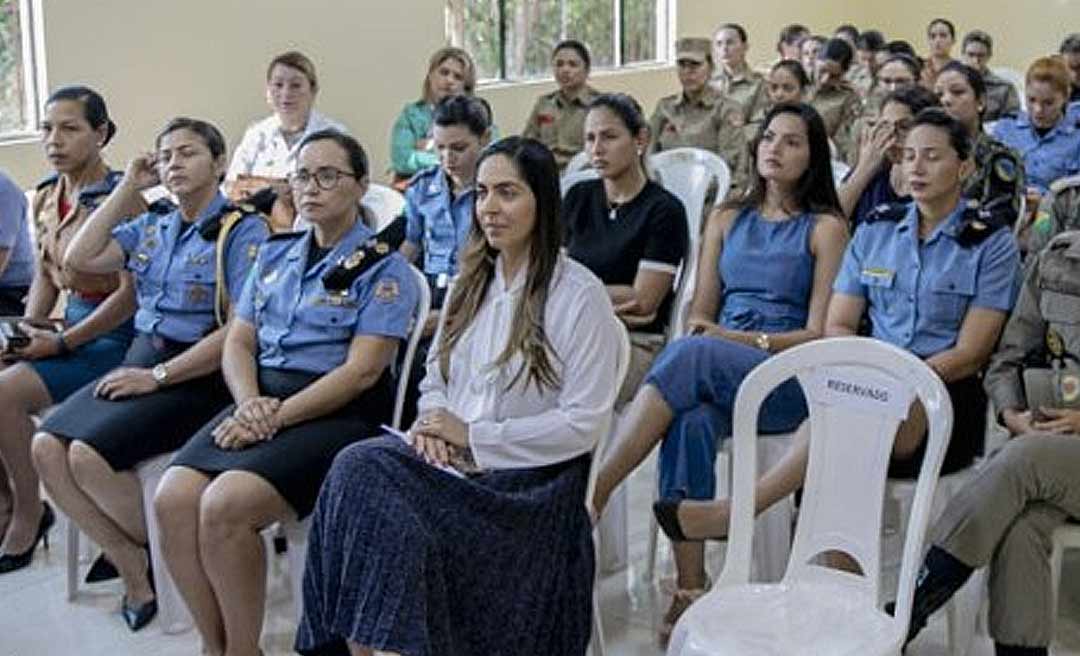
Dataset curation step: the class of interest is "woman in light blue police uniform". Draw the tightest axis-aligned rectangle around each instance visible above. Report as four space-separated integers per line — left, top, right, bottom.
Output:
399 94 490 314
31 117 268 632
993 56 1080 195
155 129 417 656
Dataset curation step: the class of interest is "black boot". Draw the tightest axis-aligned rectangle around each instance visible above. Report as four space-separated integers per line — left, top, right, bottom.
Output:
994 643 1048 656
887 546 974 646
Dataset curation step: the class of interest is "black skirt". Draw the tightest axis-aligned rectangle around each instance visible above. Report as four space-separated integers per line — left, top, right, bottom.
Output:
41 333 232 471
170 367 393 518
888 375 988 479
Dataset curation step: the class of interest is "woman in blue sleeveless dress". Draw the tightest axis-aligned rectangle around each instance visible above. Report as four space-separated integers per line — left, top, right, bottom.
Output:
590 103 849 639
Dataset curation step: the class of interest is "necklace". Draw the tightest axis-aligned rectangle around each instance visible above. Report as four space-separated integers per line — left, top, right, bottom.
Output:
607 200 622 221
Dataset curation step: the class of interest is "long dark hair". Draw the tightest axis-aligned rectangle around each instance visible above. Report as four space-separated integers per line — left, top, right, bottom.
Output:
439 137 563 392
721 102 843 219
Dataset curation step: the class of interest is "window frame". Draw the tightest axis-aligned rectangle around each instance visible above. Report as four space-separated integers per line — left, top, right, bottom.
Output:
448 0 675 87
0 0 47 144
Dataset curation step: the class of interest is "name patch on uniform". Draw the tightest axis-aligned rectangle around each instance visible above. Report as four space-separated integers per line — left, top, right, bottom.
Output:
859 267 895 286
187 285 211 305
374 278 400 303
537 113 555 125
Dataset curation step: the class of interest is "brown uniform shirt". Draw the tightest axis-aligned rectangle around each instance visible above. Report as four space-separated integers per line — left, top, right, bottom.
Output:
522 85 600 172
32 164 146 297
809 82 862 162
649 88 750 194
710 65 767 124
984 231 1080 412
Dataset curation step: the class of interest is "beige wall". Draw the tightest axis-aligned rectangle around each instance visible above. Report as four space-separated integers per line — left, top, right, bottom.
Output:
1 0 1077 189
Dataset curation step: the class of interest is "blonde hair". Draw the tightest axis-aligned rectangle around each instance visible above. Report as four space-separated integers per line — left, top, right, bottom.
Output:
267 51 319 92
1026 56 1071 98
422 47 477 103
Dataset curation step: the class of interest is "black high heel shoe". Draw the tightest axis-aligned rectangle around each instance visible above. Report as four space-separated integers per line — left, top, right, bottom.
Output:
120 545 157 632
84 552 120 583
0 502 55 574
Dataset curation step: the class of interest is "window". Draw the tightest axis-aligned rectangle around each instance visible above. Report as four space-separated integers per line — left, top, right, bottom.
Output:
0 0 45 139
446 0 671 83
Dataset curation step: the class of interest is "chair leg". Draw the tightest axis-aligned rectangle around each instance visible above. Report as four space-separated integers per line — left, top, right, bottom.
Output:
66 517 79 601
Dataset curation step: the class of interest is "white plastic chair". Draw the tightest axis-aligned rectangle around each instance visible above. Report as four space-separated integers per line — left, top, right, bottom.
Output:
649 148 732 240
831 160 851 188
280 263 431 621
563 150 591 176
668 337 954 656
361 183 406 233
561 168 600 198
65 451 193 634
588 319 633 656
992 67 1025 109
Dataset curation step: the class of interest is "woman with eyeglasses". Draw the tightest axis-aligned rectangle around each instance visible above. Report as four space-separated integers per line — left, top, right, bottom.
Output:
839 85 941 226
31 117 268 631
155 129 418 656
847 54 922 168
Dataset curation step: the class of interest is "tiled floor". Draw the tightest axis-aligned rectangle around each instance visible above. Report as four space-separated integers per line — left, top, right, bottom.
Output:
2 456 1079 655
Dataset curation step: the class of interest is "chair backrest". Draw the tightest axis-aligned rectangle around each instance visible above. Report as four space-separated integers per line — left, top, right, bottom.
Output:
361 183 407 233
561 168 601 198
391 264 433 429
831 160 851 188
719 337 953 629
563 150 591 176
992 67 1025 107
648 148 731 241
666 241 698 340
585 319 632 504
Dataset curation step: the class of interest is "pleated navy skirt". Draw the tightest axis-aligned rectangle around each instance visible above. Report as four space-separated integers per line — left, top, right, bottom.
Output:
296 436 594 656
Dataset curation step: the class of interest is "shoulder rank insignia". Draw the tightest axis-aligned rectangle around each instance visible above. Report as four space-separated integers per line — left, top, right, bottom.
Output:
198 203 265 241
864 202 907 224
956 198 1008 247
148 197 176 215
34 172 60 191
322 238 394 292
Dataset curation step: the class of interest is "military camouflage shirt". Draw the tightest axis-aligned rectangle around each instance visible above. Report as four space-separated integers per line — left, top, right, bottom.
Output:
710 65 767 124
1030 175 1080 255
648 88 749 194
966 131 1026 229
982 72 1022 123
522 85 601 172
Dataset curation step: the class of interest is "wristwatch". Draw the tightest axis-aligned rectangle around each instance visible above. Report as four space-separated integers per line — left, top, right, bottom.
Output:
754 332 772 352
151 363 170 387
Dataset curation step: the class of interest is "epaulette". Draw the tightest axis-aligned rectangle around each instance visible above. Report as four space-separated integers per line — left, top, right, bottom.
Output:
864 202 907 224
1050 174 1080 195
34 172 60 191
1046 230 1079 251
988 151 1020 184
147 197 175 215
198 202 261 241
956 199 1008 247
266 229 305 243
245 186 277 216
321 237 394 292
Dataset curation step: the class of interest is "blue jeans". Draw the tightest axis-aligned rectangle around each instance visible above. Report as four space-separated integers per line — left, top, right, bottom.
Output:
646 336 808 500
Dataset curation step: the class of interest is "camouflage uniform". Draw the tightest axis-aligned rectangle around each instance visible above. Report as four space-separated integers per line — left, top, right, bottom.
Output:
982 71 1021 123
1029 175 1080 255
966 131 1026 229
522 85 601 172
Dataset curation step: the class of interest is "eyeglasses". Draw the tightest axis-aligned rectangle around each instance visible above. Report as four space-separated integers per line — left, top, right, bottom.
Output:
288 167 358 190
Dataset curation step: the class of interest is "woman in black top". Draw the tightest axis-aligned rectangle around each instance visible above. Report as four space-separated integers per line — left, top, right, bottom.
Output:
563 93 689 404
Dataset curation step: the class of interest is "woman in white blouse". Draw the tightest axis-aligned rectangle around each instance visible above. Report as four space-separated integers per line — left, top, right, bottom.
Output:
225 51 346 230
296 136 622 656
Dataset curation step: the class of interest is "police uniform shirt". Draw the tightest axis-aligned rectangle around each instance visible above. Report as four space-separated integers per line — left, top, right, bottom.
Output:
226 111 347 181
34 167 146 297
992 113 1080 193
403 166 474 278
111 192 269 343
709 66 766 124
0 169 33 288
834 200 1020 358
649 89 749 192
985 230 1080 411
234 218 418 374
562 178 688 334
1030 175 1080 254
522 85 599 171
